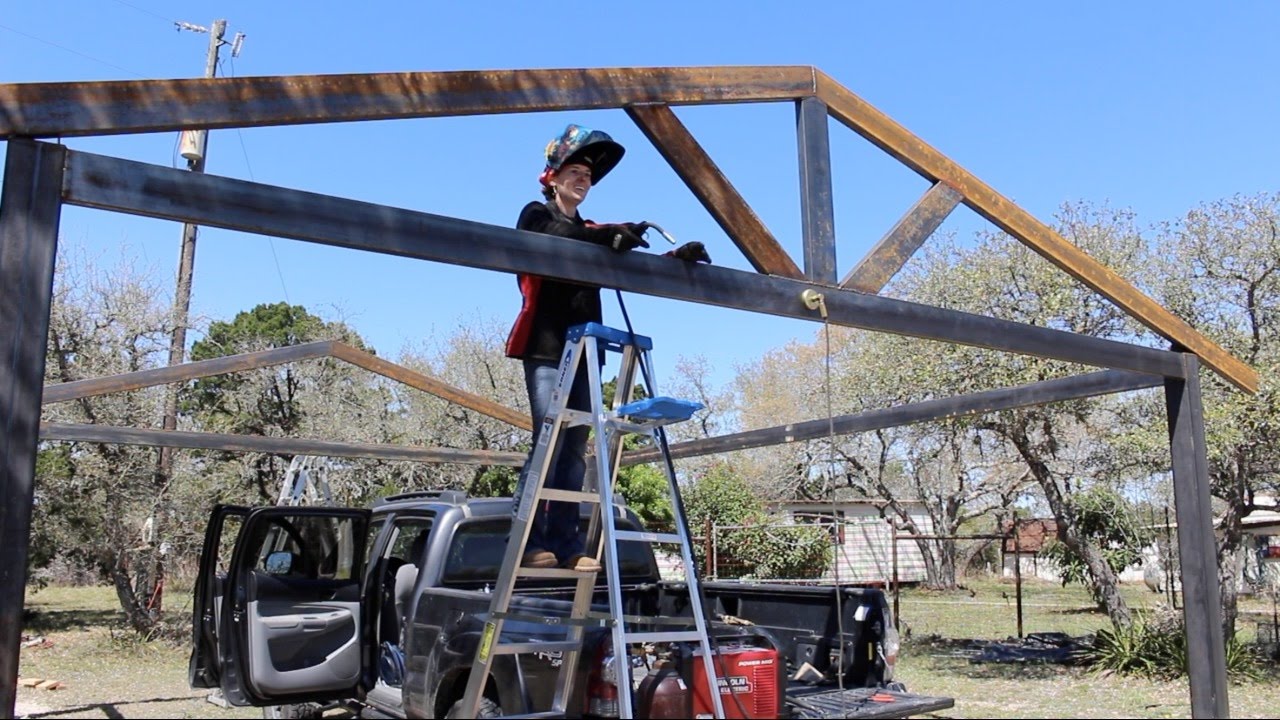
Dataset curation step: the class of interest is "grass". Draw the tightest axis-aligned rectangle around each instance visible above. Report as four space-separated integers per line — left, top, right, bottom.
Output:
894 577 1280 718
13 580 1280 718
17 584 259 719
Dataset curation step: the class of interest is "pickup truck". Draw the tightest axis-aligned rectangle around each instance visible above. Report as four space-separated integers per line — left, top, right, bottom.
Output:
188 489 954 718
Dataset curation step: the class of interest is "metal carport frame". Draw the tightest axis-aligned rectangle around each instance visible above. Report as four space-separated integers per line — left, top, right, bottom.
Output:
0 66 1242 718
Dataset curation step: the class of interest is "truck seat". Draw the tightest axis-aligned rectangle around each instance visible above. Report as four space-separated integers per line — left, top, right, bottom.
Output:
393 529 432 632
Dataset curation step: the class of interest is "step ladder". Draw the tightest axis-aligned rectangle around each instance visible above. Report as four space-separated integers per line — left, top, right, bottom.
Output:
456 322 726 719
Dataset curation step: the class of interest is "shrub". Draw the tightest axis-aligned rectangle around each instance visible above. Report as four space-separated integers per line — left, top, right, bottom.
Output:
1084 610 1262 682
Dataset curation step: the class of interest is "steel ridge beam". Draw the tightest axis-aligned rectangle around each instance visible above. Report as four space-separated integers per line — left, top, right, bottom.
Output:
623 369 1164 464
39 422 528 466
329 342 531 431
814 70 1257 394
626 104 803 279
61 147 1185 380
42 338 531 430
0 66 817 138
41 341 531 429
42 340 337 404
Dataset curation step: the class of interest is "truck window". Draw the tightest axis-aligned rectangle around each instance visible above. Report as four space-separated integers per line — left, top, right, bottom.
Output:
247 514 360 580
441 517 655 585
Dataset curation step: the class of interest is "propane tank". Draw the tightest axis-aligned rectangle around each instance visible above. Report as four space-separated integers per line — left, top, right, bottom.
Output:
635 659 690 719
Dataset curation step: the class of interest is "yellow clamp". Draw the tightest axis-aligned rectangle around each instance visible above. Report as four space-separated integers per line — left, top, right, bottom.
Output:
801 289 828 319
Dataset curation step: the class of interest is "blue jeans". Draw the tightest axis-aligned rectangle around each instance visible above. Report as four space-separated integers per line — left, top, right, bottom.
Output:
511 357 593 561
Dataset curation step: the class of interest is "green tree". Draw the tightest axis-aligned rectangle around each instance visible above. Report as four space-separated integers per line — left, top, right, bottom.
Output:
1132 192 1280 637
39 253 177 634
683 463 830 579
183 302 377 502
1041 485 1153 601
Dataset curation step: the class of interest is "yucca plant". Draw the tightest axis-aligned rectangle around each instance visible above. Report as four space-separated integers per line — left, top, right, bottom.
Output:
1085 610 1262 682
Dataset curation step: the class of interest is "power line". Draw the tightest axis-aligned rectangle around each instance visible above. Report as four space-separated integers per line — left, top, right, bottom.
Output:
225 54 292 305
107 0 177 25
0 22 143 77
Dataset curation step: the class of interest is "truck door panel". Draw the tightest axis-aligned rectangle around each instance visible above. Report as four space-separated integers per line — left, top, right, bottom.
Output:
221 507 372 706
189 505 248 689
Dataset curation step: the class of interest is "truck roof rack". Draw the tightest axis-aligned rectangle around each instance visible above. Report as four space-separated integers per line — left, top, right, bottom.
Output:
375 489 469 507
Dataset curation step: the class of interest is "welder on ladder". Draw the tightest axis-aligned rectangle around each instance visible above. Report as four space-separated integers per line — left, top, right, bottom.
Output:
503 122 711 572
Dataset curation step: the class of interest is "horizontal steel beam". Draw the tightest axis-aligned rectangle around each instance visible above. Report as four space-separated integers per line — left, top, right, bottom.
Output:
61 148 1185 379
624 369 1163 464
39 423 527 466
0 66 817 138
814 71 1257 394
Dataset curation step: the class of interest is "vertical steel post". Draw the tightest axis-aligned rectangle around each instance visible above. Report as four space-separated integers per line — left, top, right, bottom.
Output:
1165 353 1229 719
0 139 65 719
891 523 900 632
796 96 836 284
1014 544 1024 639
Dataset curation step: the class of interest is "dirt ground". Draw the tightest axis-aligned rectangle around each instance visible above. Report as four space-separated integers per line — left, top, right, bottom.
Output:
14 581 1280 718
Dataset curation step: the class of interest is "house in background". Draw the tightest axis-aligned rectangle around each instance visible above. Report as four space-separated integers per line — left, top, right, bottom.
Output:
1001 518 1145 583
767 500 935 585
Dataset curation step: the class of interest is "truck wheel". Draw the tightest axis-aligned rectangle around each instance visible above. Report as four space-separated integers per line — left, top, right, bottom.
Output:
262 704 322 719
445 697 503 718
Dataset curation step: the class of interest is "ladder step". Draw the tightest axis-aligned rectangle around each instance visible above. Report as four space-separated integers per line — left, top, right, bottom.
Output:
490 640 583 655
537 488 601 504
559 409 593 427
621 630 706 645
494 611 610 628
517 566 598 579
582 610 695 628
614 530 682 544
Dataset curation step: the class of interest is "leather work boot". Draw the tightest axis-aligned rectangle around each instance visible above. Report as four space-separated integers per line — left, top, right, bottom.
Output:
562 554 602 572
521 550 557 568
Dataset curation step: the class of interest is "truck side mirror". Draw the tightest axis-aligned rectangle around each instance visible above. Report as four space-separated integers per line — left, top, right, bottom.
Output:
265 551 294 576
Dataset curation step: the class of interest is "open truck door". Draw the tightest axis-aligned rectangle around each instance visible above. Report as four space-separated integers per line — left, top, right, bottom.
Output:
189 504 248 689
189 505 374 708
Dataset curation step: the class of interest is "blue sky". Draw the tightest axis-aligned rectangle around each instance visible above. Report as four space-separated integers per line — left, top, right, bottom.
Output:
3 2 1278 391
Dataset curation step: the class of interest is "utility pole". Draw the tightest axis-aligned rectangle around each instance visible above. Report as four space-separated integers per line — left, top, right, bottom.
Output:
146 19 240 617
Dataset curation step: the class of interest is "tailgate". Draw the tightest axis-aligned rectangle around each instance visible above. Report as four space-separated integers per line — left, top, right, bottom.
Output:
786 687 954 719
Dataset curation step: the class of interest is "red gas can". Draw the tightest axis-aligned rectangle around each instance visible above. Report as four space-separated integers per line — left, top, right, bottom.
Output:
689 644 783 719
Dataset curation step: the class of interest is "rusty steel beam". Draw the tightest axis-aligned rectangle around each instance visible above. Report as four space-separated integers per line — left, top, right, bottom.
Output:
814 70 1257 393
842 181 963 293
329 342 531 431
42 339 531 430
0 66 818 138
42 340 338 404
39 422 528 467
626 104 803 278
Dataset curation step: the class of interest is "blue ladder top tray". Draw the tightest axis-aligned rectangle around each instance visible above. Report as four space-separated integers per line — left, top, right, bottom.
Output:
615 396 704 423
566 322 653 351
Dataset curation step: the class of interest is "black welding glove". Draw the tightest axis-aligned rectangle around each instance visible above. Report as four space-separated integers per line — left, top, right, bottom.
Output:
605 225 650 252
665 241 712 264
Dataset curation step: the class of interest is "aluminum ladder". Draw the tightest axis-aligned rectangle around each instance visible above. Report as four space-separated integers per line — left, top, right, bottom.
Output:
456 322 725 719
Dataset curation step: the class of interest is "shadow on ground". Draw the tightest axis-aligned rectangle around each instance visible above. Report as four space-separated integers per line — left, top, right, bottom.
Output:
23 695 200 719
23 608 121 633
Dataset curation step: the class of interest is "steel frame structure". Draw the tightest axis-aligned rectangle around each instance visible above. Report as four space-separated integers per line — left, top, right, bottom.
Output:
0 66 1243 718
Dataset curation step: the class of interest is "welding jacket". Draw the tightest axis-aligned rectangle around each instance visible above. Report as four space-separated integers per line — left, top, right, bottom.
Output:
505 201 617 361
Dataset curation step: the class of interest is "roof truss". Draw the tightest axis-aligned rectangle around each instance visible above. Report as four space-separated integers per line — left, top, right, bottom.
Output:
0 65 1255 391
